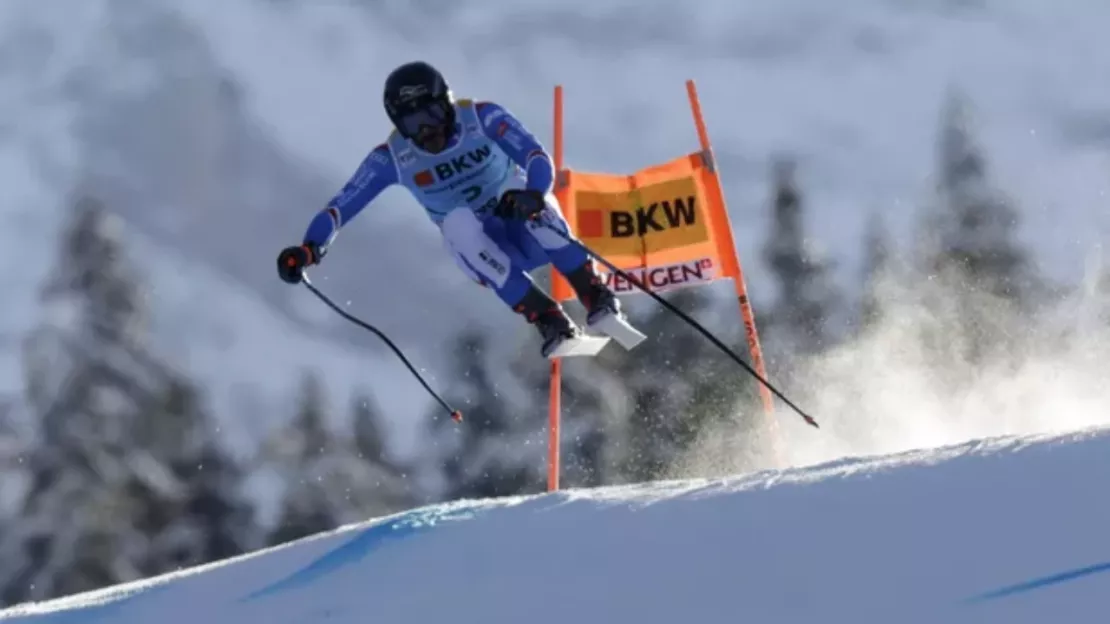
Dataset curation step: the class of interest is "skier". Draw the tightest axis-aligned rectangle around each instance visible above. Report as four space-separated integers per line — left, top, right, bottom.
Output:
276 61 640 358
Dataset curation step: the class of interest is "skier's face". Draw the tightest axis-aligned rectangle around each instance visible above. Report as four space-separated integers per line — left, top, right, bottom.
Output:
417 125 448 153
398 101 453 153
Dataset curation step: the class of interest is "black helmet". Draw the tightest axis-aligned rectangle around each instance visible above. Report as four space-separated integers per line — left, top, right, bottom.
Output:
383 61 457 152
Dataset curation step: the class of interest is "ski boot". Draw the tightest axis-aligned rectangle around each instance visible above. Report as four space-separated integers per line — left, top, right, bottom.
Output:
514 285 583 358
563 260 646 351
565 259 622 325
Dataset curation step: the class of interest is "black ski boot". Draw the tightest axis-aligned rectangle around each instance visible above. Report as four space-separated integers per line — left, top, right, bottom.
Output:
514 284 579 358
564 259 622 325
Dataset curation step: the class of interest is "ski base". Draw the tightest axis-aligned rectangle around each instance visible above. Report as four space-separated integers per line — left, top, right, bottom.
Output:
588 312 647 351
545 334 611 359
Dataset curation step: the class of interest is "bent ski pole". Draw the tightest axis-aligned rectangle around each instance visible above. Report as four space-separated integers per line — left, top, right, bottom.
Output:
542 221 819 429
301 272 462 423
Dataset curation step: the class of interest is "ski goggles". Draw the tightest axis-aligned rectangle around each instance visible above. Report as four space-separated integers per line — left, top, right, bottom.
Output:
397 101 452 137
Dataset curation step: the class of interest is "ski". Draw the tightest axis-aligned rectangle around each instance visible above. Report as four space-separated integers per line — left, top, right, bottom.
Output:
588 312 647 351
545 333 611 359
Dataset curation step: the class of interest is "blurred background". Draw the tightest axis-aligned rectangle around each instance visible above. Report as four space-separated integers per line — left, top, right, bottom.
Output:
3 0 1110 607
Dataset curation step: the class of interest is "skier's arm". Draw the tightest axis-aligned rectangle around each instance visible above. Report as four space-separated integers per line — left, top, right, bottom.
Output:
476 101 555 194
303 144 399 252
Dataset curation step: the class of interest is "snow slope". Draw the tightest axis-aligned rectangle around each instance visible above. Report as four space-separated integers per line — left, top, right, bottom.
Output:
5 0 1110 462
3 426 1108 623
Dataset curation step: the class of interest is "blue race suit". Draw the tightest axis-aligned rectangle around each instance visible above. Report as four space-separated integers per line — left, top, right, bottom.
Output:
301 98 588 308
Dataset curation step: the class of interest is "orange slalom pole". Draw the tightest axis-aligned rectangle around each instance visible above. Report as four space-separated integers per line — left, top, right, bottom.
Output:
685 79 783 464
547 84 565 491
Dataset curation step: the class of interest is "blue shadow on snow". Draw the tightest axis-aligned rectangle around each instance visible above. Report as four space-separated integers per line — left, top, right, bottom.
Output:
242 503 484 602
966 559 1110 603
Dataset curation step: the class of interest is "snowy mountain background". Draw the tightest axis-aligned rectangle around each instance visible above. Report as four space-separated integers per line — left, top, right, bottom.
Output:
4 0 1110 464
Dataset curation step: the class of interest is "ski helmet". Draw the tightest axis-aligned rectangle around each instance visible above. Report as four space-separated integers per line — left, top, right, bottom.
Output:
383 61 457 152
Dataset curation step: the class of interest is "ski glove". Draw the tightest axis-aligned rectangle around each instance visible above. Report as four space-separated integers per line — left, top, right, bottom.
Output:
277 243 322 284
494 189 546 221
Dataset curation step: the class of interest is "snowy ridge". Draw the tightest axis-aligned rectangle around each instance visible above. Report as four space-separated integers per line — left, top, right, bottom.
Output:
3 427 1109 623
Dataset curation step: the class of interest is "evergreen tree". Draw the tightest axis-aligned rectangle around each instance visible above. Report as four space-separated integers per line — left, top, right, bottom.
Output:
761 157 843 357
263 373 335 545
263 373 415 547
1089 252 1110 328
348 390 420 511
604 289 761 482
0 408 25 601
917 89 1042 364
424 284 774 496
0 402 21 493
3 195 154 604
428 328 545 500
352 392 387 464
928 89 1033 303
511 328 626 490
132 377 258 575
859 212 893 332
2 193 258 605
44 195 146 346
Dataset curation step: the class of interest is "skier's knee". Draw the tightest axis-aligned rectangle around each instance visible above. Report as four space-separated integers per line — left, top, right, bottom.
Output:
441 206 484 239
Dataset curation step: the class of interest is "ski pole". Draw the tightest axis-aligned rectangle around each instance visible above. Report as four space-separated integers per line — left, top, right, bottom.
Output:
301 272 463 423
541 221 819 429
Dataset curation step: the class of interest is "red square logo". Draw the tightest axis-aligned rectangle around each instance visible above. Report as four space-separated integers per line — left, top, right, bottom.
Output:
578 210 603 238
414 170 434 187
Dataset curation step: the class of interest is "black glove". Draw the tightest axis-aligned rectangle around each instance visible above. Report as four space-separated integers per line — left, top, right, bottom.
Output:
494 189 546 220
277 243 322 284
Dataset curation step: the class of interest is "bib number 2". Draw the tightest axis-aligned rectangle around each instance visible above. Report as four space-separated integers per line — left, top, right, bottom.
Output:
462 185 482 202
464 185 500 216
